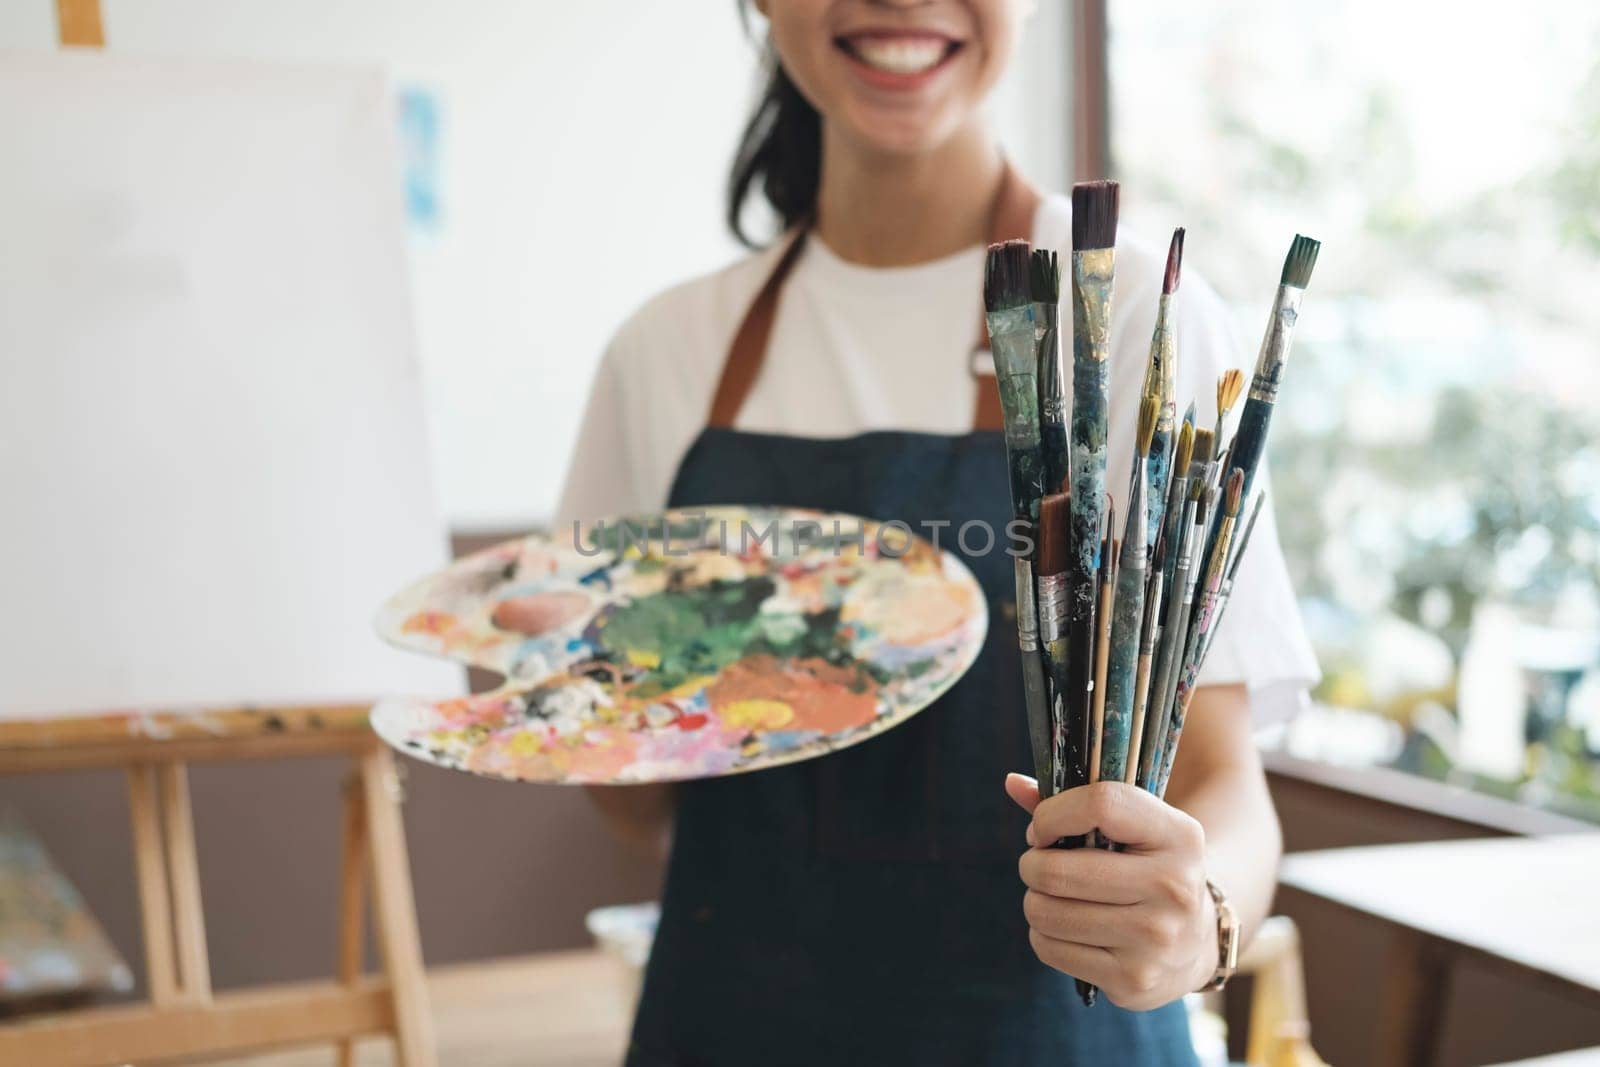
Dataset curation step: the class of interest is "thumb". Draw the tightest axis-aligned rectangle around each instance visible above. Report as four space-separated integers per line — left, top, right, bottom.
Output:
1004 772 1041 815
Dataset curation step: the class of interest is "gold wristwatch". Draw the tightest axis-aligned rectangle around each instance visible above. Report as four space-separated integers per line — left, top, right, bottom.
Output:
1200 878 1239 992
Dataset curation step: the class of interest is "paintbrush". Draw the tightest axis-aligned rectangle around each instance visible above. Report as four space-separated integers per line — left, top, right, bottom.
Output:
1191 491 1266 673
983 240 1046 522
1155 411 1195 618
1139 478 1202 790
1126 521 1166 782
1077 497 1116 1007
1033 250 1069 500
1212 369 1244 473
1156 470 1244 797
1011 520 1054 796
985 242 1057 807
1227 235 1319 502
1065 180 1119 815
1142 229 1184 552
1034 491 1072 796
1100 395 1157 786
1088 498 1115 790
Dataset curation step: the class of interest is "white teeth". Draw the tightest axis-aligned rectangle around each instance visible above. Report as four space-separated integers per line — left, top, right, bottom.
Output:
850 37 947 75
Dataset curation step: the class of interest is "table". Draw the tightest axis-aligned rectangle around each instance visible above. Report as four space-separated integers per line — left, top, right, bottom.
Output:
1280 834 1600 1067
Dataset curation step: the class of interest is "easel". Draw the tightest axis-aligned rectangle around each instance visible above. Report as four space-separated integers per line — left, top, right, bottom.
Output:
0 708 436 1066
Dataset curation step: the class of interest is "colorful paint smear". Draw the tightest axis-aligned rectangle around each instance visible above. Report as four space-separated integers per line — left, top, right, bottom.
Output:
372 507 988 784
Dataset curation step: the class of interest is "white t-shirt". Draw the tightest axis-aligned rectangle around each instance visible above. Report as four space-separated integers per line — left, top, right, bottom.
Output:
556 193 1319 720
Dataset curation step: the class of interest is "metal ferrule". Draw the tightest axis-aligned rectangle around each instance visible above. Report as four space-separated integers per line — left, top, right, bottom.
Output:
1013 557 1040 652
1144 293 1177 430
1036 571 1070 644
1121 479 1148 574
986 308 1042 450
1248 284 1305 404
1071 249 1116 357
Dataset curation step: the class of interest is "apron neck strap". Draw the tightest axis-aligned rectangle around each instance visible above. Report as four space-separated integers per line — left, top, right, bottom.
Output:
707 162 1042 432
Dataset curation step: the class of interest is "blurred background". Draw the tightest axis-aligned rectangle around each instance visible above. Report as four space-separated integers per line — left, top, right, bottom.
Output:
2 2 1598 1066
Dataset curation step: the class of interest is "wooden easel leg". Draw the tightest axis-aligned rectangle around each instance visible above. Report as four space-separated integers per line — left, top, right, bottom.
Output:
127 763 179 1005
158 761 212 1004
361 747 436 1067
337 769 371 1067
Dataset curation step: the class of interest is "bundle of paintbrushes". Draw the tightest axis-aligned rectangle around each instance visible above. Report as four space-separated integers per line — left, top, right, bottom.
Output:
983 179 1320 1006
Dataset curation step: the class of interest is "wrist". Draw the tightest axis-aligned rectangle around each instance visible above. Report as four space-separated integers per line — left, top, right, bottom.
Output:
1194 877 1240 992
1188 886 1220 991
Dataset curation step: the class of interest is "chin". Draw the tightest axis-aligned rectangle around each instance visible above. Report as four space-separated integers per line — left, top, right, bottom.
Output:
837 108 968 157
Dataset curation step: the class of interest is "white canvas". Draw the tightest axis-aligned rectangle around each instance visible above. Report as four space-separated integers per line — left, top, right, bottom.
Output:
0 51 459 719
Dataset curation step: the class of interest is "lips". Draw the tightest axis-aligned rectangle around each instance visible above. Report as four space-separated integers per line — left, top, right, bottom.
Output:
836 32 962 82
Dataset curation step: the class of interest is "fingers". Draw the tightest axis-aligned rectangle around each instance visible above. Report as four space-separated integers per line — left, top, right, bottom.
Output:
1004 772 1041 815
1029 781 1204 853
1022 889 1138 948
1018 844 1148 905
1028 928 1118 989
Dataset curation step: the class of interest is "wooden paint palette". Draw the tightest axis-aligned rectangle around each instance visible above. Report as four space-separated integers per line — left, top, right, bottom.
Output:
372 507 988 784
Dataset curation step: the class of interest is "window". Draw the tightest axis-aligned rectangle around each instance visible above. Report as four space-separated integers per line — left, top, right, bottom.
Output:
1110 1 1600 820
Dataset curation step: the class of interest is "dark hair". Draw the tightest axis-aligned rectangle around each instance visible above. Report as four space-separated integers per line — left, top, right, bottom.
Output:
727 11 822 247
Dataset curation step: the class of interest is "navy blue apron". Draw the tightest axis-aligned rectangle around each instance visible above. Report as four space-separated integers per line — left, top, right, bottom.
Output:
625 172 1198 1067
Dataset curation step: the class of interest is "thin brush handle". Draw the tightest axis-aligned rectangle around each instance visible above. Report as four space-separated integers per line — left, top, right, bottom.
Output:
1145 421 1172 553
1141 501 1197 790
1036 567 1072 798
1100 556 1145 784
1066 249 1114 804
1089 568 1114 785
1015 559 1054 791
1155 580 1244 799
1157 517 1237 795
1125 567 1164 782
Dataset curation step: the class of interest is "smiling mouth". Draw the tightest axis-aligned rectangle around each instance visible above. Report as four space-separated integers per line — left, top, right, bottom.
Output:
836 33 962 78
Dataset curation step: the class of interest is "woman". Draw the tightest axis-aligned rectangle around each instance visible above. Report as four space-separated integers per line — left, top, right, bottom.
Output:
558 1 1317 1063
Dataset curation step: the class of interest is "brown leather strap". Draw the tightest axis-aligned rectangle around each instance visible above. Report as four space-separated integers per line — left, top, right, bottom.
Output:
708 163 1042 432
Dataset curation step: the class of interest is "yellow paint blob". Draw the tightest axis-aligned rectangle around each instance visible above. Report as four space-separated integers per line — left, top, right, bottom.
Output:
626 648 662 669
506 731 548 757
719 699 795 731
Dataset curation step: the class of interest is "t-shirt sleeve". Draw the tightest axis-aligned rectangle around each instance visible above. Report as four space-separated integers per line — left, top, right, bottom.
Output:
552 336 642 534
1177 278 1321 724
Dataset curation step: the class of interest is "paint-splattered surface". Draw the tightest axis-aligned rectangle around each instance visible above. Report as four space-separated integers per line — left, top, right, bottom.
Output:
372 508 987 784
0 812 132 1000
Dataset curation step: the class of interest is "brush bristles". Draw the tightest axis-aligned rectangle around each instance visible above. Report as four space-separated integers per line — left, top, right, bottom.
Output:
1036 492 1071 577
1193 427 1215 465
1217 369 1244 417
1163 228 1185 295
1281 234 1321 289
984 239 1033 312
1136 395 1159 456
1224 470 1244 515
1029 249 1060 304
1071 180 1120 251
1173 420 1195 478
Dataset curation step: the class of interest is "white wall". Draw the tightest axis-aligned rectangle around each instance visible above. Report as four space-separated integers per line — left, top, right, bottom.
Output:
3 1 1070 528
